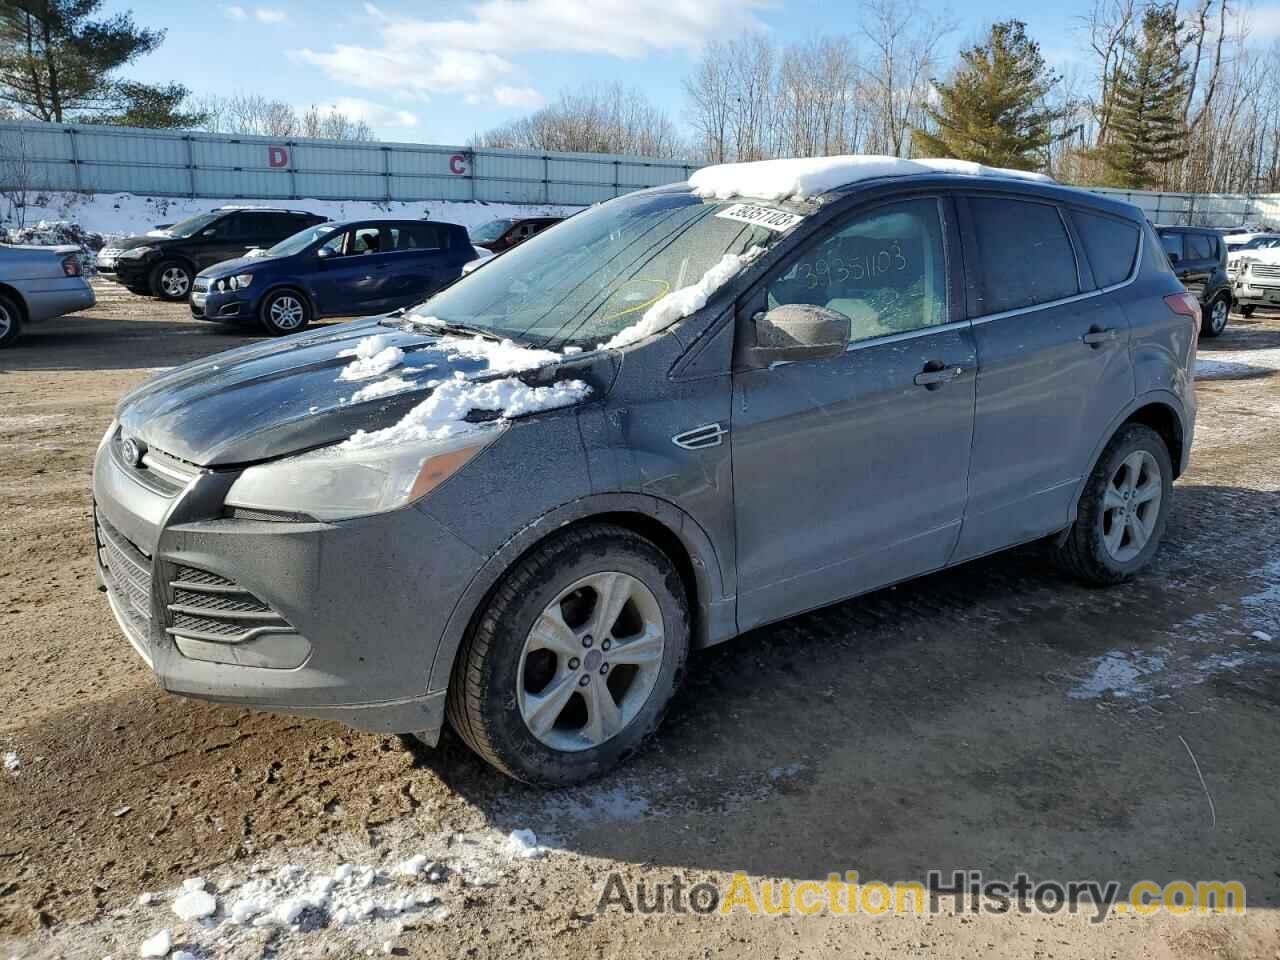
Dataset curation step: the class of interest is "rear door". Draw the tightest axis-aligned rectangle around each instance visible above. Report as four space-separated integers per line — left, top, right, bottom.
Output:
383 222 454 306
189 213 253 270
731 193 978 629
1174 231 1216 300
952 194 1136 561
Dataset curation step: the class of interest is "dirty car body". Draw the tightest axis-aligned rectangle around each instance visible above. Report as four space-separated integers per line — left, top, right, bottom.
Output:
93 166 1198 783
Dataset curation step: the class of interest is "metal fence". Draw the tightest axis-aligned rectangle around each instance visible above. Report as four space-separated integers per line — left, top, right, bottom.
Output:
5 119 1280 226
0 120 697 206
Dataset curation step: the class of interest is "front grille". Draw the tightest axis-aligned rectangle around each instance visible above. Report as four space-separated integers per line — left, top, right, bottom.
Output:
96 513 153 638
1249 263 1280 280
165 565 297 645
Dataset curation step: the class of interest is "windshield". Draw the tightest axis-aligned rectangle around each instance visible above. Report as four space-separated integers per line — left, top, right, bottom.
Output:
469 219 515 244
267 222 338 257
164 212 223 238
414 193 783 349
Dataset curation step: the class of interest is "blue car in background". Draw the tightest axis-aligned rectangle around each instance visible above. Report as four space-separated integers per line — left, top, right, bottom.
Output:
190 219 478 335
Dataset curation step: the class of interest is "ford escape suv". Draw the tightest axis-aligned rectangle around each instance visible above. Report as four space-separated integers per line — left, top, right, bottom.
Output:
93 157 1198 785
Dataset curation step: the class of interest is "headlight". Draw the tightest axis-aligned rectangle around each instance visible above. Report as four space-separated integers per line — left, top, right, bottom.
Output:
224 426 504 522
119 246 153 259
229 273 254 290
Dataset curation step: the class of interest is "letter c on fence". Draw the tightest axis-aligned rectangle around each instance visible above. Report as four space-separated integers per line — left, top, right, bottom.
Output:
268 146 289 168
450 154 468 176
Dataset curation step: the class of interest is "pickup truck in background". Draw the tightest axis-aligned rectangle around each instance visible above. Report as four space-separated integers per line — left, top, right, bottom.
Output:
0 243 96 348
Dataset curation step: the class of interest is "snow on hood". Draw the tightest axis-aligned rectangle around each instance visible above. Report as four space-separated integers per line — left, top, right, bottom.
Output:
337 334 406 381
688 155 1053 202
601 245 766 349
145 228 174 238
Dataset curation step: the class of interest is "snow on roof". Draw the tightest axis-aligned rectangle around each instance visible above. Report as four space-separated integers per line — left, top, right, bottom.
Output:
688 155 1053 202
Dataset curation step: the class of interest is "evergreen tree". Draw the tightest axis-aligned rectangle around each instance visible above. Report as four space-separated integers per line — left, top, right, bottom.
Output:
0 0 202 127
912 20 1074 171
1102 4 1190 188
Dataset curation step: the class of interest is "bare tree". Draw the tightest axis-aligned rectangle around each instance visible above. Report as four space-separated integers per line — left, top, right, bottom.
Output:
683 40 733 163
859 0 953 156
0 126 37 229
194 93 373 141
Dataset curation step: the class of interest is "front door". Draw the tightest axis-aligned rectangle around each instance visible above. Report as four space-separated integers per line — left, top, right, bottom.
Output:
731 195 977 631
314 226 395 315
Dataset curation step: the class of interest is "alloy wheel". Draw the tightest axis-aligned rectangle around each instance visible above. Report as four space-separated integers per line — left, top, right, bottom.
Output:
1101 450 1163 562
1210 298 1228 333
269 296 305 330
0 303 10 339
161 267 190 298
517 571 666 752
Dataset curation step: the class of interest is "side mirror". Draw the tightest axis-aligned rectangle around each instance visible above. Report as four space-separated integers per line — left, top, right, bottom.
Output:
201 228 217 237
746 304 850 366
317 246 334 260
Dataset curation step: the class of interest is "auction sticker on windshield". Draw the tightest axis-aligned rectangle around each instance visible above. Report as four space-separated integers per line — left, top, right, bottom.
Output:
715 203 805 232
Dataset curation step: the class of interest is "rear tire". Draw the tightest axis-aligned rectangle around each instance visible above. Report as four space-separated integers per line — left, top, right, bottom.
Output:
150 260 193 301
1201 294 1230 337
0 292 23 348
445 523 690 786
259 289 311 336
1054 424 1173 585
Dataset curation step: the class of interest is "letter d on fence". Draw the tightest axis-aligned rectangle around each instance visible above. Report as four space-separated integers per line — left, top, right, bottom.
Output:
268 146 289 168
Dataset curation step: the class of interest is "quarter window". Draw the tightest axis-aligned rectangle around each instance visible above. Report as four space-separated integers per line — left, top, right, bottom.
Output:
1071 209 1139 288
388 223 447 251
765 197 948 344
967 197 1078 313
1161 232 1184 261
1184 233 1215 260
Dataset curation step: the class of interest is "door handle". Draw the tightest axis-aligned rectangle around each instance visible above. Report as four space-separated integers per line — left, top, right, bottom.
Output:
1082 327 1118 347
913 362 964 388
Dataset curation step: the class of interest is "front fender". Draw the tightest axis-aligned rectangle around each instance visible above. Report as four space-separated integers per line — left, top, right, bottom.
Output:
425 490 734 694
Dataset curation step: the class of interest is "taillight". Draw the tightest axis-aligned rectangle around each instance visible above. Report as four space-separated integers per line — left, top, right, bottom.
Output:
62 256 81 277
1164 292 1201 332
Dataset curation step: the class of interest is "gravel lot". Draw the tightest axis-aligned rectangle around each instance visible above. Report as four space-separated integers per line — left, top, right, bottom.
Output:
1 281 1278 958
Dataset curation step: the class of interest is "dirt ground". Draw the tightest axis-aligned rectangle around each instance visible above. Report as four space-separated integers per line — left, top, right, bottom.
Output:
1 280 1278 959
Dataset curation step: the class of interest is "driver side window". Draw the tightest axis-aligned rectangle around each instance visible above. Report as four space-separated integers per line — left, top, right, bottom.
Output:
765 198 948 345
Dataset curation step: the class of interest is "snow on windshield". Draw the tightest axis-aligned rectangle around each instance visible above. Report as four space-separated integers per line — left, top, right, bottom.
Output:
601 245 765 349
689 155 1053 202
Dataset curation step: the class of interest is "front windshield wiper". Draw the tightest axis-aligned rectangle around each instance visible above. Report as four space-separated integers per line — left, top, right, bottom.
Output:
391 314 509 343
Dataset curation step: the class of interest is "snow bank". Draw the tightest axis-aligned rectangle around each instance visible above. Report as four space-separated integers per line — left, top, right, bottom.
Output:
342 372 590 449
1196 346 1280 379
337 335 405 382
2 191 581 241
602 245 765 349
689 155 1052 202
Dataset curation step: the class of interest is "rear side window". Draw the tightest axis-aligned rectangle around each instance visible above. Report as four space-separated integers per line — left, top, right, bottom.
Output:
1185 233 1216 261
388 223 447 251
1160 232 1184 261
966 197 1078 314
1071 209 1139 288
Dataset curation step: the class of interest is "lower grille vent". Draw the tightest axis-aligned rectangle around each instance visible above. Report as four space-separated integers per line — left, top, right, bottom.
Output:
165 565 297 645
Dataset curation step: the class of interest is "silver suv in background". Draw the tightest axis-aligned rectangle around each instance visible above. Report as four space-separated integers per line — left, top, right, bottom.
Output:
93 159 1198 785
0 242 96 347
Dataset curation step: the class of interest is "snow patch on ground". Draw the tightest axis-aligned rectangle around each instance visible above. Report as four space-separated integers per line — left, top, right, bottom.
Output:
138 928 171 957
689 155 1052 202
602 246 765 349
505 829 545 859
1196 346 1280 379
342 373 590 450
3 751 18 773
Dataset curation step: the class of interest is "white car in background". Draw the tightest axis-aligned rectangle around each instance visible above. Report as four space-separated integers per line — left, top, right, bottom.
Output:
1225 233 1280 283
1230 245 1280 316
0 243 96 347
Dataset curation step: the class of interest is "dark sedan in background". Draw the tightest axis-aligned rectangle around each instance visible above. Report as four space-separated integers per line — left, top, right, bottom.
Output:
469 216 563 254
191 219 478 334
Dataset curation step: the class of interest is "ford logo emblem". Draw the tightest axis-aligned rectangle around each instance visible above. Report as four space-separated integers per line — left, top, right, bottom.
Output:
121 436 146 468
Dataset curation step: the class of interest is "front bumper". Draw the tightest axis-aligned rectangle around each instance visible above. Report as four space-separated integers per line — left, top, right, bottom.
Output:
97 256 152 287
190 285 252 322
91 429 481 739
1232 279 1280 307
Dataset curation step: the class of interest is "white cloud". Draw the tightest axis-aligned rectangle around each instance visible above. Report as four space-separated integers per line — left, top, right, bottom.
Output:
322 97 419 128
292 0 766 105
223 5 247 20
493 85 546 109
255 7 288 22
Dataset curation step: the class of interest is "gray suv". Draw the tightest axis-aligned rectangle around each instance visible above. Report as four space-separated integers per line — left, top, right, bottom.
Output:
93 164 1199 785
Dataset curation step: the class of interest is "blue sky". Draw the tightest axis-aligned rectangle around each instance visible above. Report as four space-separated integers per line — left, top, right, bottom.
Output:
105 0 1277 147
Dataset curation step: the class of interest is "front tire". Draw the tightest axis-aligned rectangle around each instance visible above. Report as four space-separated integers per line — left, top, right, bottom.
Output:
150 260 193 301
1240 304 1256 318
259 289 311 336
1054 424 1173 585
0 292 23 348
446 523 690 786
1201 295 1230 337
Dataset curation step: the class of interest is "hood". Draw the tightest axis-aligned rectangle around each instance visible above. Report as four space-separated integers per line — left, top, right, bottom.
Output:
116 317 614 467
196 253 270 279
113 234 168 251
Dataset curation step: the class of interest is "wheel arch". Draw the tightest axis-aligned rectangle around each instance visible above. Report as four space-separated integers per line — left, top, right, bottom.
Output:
1072 392 1188 519
0 282 29 322
426 493 734 695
